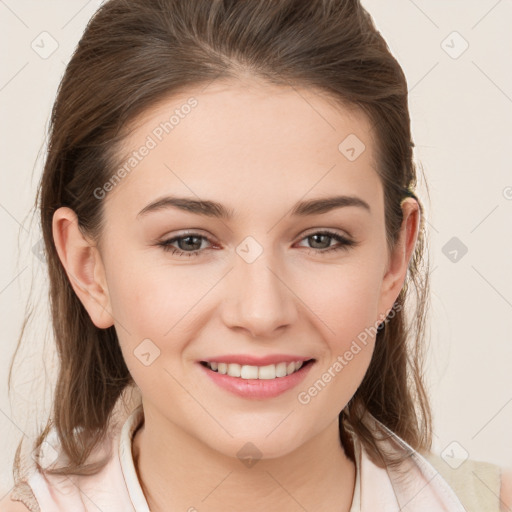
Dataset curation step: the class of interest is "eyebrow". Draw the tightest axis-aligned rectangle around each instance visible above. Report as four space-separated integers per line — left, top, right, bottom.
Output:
136 194 371 220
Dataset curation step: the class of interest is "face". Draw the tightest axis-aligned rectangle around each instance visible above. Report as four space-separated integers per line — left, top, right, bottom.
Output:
53 77 419 460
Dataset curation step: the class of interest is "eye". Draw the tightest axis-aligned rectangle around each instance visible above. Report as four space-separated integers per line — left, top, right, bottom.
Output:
157 230 358 257
296 230 358 255
158 232 211 257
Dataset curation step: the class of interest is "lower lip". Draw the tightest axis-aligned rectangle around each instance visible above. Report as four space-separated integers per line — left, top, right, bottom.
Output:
197 360 315 399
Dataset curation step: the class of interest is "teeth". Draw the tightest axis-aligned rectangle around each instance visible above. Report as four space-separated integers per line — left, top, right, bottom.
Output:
206 360 306 379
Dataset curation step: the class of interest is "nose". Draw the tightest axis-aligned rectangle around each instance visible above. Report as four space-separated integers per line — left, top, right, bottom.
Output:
220 249 298 338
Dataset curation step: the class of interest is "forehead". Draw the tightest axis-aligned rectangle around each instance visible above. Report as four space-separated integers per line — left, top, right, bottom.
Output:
104 78 381 221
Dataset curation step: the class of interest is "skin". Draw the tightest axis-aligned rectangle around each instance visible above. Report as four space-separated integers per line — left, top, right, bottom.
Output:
52 77 420 512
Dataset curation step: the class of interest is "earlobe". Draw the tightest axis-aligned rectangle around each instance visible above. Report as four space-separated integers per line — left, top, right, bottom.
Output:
377 198 420 319
52 207 114 329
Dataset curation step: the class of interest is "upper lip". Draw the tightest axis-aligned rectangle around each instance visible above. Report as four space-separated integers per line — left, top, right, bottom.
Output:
200 354 315 366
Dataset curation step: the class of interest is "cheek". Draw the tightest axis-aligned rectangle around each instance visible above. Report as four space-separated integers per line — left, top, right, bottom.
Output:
104 262 178 375
296 255 384 336
106 255 200 333
105 259 216 378
294 259 382 398
297 285 378 417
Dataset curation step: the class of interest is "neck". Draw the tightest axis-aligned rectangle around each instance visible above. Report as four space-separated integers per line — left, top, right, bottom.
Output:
131 406 357 512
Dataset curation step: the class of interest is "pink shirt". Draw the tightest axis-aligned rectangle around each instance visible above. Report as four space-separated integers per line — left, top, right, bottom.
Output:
9 404 501 511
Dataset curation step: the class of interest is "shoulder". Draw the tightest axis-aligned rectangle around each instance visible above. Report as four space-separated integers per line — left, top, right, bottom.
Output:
500 466 512 512
0 492 32 512
422 450 508 512
0 480 39 512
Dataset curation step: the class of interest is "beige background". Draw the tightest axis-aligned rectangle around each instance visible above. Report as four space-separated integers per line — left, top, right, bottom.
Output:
1 0 511 498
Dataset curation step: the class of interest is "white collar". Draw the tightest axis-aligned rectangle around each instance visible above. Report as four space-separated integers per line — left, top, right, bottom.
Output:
356 413 467 511
118 404 150 512
118 404 465 512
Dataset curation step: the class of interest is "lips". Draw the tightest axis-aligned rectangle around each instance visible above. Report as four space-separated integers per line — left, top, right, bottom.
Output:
198 357 316 399
200 354 315 366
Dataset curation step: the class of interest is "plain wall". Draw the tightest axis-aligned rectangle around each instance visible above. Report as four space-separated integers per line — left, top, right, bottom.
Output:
1 0 511 497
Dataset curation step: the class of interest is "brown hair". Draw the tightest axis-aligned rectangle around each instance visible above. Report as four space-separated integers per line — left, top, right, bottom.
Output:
9 0 432 481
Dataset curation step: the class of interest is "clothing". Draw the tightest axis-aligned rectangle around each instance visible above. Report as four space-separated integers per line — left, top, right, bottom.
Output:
9 404 502 511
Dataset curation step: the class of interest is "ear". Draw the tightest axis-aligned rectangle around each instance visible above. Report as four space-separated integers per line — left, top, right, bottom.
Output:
377 197 421 321
52 207 114 329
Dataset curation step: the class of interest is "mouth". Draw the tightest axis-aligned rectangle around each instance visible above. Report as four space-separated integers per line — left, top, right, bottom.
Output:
199 358 316 379
197 357 316 399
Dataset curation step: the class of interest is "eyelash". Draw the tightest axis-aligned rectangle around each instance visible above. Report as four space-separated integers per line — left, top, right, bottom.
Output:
157 230 357 258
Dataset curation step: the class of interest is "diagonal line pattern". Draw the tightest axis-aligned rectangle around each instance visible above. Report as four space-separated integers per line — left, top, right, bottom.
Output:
61 0 94 30
0 62 29 92
286 80 337 131
265 409 295 438
397 471 440 510
0 406 30 438
471 0 504 30
407 0 439 29
0 267 28 295
469 205 499 233
472 61 512 105
408 62 439 94
162 268 234 337
0 203 30 232
265 470 310 511
471 266 512 310
164 163 233 235
266 164 337 234
162 367 234 438
265 266 336 335
472 470 511 511
0 0 29 28
471 397 512 439
0 409 106 512
201 470 234 502
64 265 132 336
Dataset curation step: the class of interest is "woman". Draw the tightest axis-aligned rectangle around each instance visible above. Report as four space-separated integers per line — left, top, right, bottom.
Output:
2 0 511 510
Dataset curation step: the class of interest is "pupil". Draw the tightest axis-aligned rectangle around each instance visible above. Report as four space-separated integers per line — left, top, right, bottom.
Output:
181 236 200 250
311 234 329 249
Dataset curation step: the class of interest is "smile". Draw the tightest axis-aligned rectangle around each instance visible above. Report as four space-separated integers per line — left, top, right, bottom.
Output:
198 359 316 399
200 360 315 379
